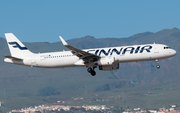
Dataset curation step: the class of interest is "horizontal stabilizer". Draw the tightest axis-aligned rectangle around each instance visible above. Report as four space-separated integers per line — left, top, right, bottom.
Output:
4 55 22 60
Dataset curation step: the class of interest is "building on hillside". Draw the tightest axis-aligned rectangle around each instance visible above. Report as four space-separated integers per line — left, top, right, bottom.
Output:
50 103 64 107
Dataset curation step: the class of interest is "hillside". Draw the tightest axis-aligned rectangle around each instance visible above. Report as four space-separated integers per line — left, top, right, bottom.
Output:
0 28 179 89
0 28 180 112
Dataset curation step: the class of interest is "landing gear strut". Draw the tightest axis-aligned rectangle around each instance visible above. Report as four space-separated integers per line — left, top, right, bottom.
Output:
87 67 96 76
155 59 160 69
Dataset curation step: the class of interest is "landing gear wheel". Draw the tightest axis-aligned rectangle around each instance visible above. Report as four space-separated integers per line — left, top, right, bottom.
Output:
155 59 160 69
87 67 92 73
91 71 96 76
156 65 160 69
87 67 96 76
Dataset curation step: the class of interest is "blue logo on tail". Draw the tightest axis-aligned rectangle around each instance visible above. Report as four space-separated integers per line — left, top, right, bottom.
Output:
8 42 28 50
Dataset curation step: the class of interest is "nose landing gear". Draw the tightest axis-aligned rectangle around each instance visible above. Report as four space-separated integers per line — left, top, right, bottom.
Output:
155 59 160 69
87 67 96 76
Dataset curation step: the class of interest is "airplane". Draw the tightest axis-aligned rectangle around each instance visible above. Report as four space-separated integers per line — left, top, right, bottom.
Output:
4 33 177 76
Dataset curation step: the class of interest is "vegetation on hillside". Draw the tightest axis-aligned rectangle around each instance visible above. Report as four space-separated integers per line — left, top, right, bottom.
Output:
0 28 179 112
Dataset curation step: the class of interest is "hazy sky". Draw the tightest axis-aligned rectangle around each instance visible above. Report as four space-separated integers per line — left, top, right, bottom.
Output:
1 0 180 42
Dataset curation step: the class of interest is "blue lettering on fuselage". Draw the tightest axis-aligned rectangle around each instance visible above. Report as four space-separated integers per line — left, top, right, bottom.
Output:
122 47 135 54
135 46 140 53
140 46 152 53
110 48 123 55
95 50 99 55
99 49 111 56
87 45 152 56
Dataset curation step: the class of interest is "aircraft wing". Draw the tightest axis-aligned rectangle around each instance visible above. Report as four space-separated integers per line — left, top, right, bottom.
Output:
59 36 100 62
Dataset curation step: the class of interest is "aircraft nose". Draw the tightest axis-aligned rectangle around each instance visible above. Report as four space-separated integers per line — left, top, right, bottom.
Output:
171 49 177 56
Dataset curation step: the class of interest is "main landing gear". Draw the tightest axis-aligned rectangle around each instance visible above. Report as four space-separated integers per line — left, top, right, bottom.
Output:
155 59 160 69
87 67 96 76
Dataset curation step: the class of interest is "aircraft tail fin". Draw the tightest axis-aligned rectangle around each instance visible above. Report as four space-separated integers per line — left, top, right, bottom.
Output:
5 33 33 57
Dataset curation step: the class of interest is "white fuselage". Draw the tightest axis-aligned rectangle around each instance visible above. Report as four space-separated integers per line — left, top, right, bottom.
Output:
4 43 176 68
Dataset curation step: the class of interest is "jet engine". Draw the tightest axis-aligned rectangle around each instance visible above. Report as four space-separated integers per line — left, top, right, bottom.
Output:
97 57 119 71
97 57 115 65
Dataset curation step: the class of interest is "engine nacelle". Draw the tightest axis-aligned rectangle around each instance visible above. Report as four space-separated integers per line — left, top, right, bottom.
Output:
97 57 115 65
99 63 119 71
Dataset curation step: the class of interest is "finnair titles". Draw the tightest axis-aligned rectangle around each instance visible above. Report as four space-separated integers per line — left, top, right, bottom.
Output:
4 33 177 76
86 45 152 56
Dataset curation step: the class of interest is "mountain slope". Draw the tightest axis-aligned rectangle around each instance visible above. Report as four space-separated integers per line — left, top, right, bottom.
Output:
0 28 179 98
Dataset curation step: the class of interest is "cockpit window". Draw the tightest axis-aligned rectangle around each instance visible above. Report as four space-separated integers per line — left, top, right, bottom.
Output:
164 47 170 49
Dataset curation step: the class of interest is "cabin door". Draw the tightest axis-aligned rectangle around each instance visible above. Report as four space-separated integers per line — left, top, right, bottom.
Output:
154 45 159 53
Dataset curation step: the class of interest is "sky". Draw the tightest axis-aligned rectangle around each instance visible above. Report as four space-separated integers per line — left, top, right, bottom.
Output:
0 0 180 43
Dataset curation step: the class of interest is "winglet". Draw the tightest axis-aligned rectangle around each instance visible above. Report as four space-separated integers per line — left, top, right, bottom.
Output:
59 36 68 46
